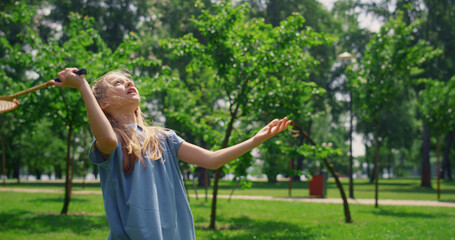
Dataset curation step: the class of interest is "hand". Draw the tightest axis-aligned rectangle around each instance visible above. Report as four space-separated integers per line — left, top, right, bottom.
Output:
50 68 86 90
253 117 291 145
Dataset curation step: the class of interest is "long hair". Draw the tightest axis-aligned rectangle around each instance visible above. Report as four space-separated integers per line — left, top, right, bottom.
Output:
92 70 165 175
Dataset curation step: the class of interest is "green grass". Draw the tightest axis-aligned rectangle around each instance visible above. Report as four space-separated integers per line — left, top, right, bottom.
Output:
186 178 455 202
0 191 454 240
2 180 102 191
4 177 455 201
0 192 107 240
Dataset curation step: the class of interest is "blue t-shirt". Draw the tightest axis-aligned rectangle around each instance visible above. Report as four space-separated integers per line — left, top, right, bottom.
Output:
89 128 195 240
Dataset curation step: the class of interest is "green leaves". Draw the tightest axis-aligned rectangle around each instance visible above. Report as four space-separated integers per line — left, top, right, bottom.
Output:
419 77 455 136
161 2 332 175
299 143 342 160
348 12 440 123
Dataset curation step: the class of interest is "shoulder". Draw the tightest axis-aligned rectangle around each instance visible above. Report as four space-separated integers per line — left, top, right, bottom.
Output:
89 137 122 167
164 130 184 142
159 130 185 157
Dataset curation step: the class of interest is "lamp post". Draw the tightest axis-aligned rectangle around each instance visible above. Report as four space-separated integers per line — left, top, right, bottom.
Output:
337 52 355 199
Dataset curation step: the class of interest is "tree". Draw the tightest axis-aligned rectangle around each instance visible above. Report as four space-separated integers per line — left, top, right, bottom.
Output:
420 0 455 180
251 0 346 181
46 0 152 49
21 119 66 179
348 12 440 207
419 77 455 198
162 1 331 228
357 0 455 185
1 2 161 214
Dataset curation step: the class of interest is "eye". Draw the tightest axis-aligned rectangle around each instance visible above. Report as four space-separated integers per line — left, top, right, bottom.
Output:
114 81 122 86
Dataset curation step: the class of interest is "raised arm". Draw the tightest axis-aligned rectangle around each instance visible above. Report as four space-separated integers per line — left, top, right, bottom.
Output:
177 117 291 169
51 68 117 156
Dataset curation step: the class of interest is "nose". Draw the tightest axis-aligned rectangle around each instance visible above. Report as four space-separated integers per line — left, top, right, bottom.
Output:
126 81 134 88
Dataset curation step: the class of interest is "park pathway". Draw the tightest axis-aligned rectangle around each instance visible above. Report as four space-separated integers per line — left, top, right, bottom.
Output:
1 187 454 208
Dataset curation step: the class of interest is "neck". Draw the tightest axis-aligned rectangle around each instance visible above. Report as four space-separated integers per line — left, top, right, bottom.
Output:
109 111 137 125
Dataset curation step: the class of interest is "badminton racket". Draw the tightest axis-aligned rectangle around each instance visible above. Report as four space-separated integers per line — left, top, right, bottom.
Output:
0 68 87 113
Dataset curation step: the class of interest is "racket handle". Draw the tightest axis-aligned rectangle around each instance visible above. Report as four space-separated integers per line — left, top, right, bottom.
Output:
53 68 87 82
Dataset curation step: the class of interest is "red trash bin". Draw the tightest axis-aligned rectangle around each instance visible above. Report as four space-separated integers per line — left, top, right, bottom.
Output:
309 171 327 197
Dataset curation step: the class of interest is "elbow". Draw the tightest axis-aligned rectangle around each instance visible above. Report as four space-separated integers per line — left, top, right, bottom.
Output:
198 155 222 170
96 137 118 154
204 155 224 170
205 164 220 170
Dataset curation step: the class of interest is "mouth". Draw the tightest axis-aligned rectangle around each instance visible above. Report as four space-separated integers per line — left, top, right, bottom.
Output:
127 88 138 95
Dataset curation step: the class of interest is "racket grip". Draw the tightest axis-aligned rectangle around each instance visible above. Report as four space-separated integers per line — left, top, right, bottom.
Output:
53 68 87 82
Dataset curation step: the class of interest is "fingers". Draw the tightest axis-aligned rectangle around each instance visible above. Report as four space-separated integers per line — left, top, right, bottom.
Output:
49 79 64 87
267 119 280 134
272 119 284 134
58 68 78 79
269 117 290 135
55 67 82 86
269 119 280 126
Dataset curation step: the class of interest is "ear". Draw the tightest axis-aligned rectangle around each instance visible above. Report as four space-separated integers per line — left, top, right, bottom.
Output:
98 100 110 110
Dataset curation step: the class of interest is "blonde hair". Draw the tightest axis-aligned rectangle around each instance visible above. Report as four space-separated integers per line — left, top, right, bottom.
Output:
92 70 165 175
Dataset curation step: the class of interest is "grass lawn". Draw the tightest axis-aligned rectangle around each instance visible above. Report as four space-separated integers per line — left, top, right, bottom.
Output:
0 191 454 239
4 178 455 202
186 178 455 202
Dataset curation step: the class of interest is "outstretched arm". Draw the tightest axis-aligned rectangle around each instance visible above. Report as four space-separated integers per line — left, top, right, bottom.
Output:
177 117 291 169
51 68 117 156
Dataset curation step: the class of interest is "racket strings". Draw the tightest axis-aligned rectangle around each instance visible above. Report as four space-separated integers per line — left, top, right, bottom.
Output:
0 99 19 113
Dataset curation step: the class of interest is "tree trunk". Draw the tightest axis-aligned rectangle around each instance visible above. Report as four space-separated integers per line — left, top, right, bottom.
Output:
267 173 277 183
16 142 21 184
82 131 88 189
204 169 209 201
292 157 303 181
179 163 190 202
36 170 42 180
370 163 375 183
2 141 5 186
82 158 86 189
288 158 293 197
228 177 239 202
373 121 380 208
298 125 352 223
196 167 209 186
365 142 370 179
292 135 305 181
322 157 352 223
387 151 392 179
92 164 98 180
436 139 440 200
349 90 354 199
61 123 73 215
55 164 62 179
442 131 453 180
192 169 199 200
209 107 238 229
421 124 432 188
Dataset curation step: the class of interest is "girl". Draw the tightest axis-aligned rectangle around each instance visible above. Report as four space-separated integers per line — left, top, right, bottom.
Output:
51 68 291 240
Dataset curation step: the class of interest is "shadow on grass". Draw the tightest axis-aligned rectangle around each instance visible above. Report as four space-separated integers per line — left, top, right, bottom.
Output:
348 181 412 186
5 182 101 189
196 215 318 240
27 197 91 203
0 209 108 236
370 208 453 219
186 181 309 191
384 187 455 195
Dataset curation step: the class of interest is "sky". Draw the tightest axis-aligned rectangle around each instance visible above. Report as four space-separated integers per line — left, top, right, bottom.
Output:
319 0 384 32
316 0 372 157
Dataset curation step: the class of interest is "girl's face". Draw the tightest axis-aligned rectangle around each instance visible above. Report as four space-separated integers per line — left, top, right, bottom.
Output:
102 74 140 112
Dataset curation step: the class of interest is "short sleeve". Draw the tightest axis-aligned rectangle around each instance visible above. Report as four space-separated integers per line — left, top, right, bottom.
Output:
164 130 185 159
89 137 118 168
